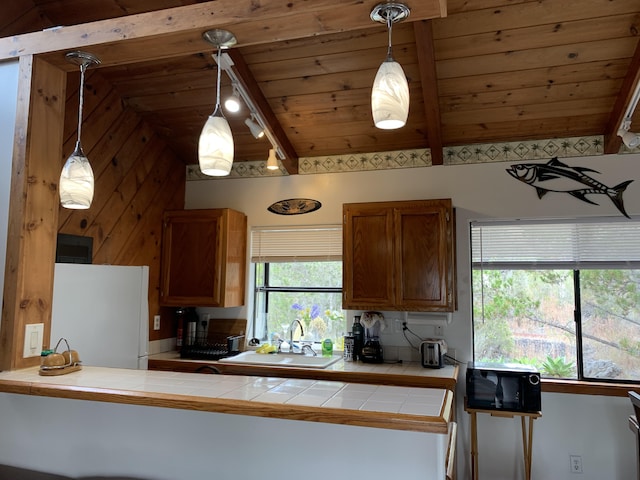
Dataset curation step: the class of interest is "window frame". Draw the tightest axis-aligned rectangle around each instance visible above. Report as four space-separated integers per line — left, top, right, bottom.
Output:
252 262 343 343
250 225 344 345
470 218 640 397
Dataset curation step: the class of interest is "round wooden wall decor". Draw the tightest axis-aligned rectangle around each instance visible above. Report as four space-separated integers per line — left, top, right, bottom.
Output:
267 198 322 215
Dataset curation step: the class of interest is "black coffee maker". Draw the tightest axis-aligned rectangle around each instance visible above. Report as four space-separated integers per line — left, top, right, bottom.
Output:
360 337 383 363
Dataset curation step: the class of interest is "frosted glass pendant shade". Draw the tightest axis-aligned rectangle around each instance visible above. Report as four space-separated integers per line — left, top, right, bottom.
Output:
371 59 409 130
59 147 94 209
198 111 234 176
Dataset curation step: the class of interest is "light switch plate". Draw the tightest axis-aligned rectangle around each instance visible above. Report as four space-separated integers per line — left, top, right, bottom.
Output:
23 323 44 358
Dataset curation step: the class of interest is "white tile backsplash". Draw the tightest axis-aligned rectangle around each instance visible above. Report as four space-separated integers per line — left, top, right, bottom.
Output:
148 337 176 355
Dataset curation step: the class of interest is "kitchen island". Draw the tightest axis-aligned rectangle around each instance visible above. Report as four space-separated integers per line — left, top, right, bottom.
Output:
0 366 455 480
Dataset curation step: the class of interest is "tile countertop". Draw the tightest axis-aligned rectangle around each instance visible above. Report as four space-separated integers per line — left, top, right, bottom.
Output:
0 366 453 434
148 351 460 390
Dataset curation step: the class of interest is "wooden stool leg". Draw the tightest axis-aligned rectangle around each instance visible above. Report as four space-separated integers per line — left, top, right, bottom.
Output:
521 416 529 478
527 417 535 480
470 411 478 480
520 416 535 480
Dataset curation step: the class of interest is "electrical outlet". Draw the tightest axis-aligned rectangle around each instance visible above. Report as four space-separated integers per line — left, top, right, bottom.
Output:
394 319 403 333
23 323 44 358
434 324 444 337
153 315 161 331
570 455 583 474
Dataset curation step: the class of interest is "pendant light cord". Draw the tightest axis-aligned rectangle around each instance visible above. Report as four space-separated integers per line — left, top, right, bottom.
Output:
386 11 394 61
215 47 222 112
75 62 87 153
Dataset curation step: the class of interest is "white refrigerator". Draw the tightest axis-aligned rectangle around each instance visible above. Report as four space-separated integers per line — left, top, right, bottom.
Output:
50 263 150 369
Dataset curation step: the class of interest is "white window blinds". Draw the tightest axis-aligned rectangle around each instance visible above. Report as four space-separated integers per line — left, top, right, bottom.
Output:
251 225 342 262
471 218 640 269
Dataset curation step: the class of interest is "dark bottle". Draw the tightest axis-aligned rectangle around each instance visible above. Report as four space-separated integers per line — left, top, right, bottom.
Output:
184 307 198 346
352 316 364 361
175 307 186 351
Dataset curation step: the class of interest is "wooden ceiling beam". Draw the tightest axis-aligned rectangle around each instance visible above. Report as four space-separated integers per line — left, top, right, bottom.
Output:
0 0 447 68
414 20 443 165
604 36 640 154
226 49 299 174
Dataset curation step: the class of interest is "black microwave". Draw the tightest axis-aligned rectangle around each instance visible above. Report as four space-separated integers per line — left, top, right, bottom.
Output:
466 362 542 413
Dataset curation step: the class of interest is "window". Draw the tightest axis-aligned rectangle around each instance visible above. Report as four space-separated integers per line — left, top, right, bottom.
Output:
471 218 640 383
251 226 346 347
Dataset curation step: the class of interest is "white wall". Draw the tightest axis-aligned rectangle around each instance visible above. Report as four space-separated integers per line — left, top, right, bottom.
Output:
186 153 640 480
0 60 19 331
0 392 445 480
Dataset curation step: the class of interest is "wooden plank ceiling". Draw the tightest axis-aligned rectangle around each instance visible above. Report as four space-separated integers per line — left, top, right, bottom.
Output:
1 0 639 173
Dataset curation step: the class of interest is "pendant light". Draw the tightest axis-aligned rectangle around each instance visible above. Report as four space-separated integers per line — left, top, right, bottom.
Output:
59 51 100 209
266 148 279 170
199 29 237 176
370 2 411 130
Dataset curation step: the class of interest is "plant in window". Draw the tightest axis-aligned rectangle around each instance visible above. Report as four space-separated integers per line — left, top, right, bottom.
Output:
292 303 324 339
290 303 346 343
325 309 345 328
513 357 541 369
541 356 575 378
620 337 640 356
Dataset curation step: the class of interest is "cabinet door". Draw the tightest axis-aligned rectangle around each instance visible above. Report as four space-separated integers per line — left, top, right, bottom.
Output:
160 210 222 306
342 204 395 310
394 200 455 310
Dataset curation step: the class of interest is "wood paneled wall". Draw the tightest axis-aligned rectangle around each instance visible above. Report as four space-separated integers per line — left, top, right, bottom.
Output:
59 69 186 342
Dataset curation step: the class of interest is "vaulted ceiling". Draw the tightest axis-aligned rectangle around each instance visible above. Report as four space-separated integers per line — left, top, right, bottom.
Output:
1 0 639 175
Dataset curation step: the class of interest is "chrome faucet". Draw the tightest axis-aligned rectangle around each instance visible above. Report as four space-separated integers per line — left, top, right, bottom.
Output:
288 319 304 351
301 344 317 356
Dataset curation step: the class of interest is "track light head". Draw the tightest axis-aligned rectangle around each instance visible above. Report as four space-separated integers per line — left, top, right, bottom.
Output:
621 130 640 149
224 86 241 113
618 119 640 149
244 117 265 139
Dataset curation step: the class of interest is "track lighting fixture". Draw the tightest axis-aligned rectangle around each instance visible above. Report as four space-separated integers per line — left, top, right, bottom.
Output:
59 51 100 209
199 29 237 177
618 119 640 149
370 2 411 130
616 79 640 149
224 85 241 113
244 116 265 139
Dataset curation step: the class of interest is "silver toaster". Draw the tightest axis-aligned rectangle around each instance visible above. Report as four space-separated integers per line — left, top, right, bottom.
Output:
420 340 444 368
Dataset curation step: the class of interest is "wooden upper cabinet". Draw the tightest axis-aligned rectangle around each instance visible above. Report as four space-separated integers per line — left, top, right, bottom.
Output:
343 199 456 312
160 209 247 307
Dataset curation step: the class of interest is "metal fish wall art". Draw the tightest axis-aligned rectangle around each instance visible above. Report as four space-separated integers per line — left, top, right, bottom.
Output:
506 157 633 218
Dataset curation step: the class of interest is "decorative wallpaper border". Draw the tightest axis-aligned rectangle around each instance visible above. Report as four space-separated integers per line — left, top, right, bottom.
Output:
444 136 604 165
186 135 635 181
298 149 432 174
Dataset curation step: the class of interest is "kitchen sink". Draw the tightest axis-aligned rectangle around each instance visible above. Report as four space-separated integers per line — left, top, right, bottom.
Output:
218 351 341 369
